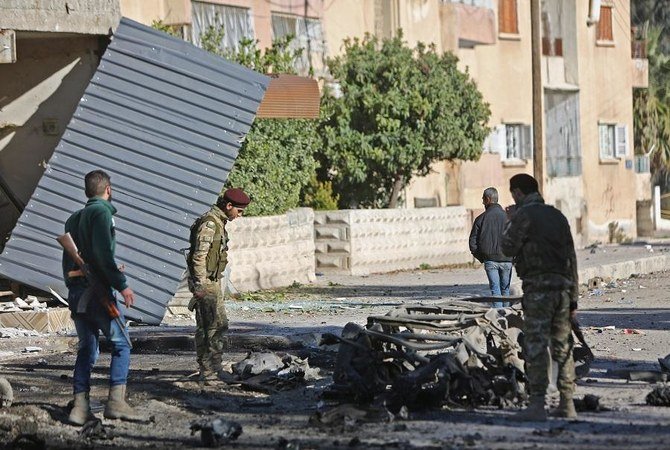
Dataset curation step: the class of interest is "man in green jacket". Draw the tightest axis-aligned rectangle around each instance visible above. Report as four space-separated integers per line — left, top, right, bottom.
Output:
187 188 250 384
62 170 141 425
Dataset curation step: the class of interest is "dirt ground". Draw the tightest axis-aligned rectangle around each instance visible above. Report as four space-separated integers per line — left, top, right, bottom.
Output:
1 268 670 449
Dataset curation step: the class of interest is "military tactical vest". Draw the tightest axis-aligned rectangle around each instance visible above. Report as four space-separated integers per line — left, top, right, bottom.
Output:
187 212 228 281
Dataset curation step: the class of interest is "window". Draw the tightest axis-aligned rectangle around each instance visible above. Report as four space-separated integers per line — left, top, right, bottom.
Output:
271 14 327 77
498 0 518 34
596 5 613 42
599 124 627 159
484 124 531 160
505 124 532 160
191 2 254 52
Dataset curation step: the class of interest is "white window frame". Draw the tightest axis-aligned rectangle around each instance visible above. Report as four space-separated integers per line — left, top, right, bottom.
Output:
504 123 532 161
599 123 627 160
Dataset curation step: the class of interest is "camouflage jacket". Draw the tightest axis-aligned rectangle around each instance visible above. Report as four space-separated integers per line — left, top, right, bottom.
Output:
188 205 229 293
501 192 578 305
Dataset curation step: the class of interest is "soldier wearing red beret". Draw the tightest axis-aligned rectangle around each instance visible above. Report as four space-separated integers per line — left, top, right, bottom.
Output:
186 188 250 384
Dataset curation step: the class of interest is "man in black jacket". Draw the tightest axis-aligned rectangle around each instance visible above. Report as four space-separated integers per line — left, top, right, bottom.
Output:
469 187 513 307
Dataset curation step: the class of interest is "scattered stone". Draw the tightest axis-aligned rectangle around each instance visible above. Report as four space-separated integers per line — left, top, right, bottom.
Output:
646 386 670 406
574 394 607 412
0 378 13 408
190 417 242 447
80 418 113 440
276 437 301 450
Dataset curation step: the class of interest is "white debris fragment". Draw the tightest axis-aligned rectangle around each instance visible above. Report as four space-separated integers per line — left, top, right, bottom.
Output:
22 347 42 353
14 297 30 309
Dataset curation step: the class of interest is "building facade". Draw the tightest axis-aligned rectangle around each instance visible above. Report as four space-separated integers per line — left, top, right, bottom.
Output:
119 0 649 244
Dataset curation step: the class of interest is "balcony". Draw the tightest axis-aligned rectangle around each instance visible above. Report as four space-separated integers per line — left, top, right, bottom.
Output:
440 1 496 50
631 39 649 88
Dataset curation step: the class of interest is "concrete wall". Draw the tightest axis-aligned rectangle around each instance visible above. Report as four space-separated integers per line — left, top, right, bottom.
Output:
227 208 316 291
0 35 102 242
119 0 191 25
169 208 315 311
315 207 471 275
2 0 120 34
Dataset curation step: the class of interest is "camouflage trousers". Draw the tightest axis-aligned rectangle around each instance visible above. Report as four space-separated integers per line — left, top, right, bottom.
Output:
192 281 229 376
522 289 575 398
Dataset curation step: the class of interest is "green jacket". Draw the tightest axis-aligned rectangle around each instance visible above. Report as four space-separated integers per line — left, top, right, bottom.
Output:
62 197 128 292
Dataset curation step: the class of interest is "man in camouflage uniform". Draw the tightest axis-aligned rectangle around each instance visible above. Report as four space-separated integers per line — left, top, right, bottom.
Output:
502 174 578 421
187 188 250 383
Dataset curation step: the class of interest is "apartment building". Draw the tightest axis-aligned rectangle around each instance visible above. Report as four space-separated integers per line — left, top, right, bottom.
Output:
120 0 649 244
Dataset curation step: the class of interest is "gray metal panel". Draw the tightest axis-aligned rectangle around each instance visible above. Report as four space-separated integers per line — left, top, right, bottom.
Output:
0 18 269 324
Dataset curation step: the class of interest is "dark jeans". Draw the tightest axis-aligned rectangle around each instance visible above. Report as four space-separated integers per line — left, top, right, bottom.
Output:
69 284 131 394
484 260 513 307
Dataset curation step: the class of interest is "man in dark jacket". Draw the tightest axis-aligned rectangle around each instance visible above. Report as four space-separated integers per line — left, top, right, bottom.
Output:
469 187 513 307
502 174 578 421
62 170 141 425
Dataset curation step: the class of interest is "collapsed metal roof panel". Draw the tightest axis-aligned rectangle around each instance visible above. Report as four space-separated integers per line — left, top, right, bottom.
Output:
0 17 269 324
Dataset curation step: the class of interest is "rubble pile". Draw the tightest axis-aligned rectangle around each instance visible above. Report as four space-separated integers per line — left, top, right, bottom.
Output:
221 352 320 393
323 299 530 412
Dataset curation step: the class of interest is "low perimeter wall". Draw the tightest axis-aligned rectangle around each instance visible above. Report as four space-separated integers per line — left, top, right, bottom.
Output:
314 207 471 275
169 208 315 312
227 208 316 290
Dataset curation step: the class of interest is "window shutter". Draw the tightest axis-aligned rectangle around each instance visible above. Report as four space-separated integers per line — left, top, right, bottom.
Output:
596 6 613 41
521 125 533 160
615 125 628 157
486 125 507 155
499 0 518 34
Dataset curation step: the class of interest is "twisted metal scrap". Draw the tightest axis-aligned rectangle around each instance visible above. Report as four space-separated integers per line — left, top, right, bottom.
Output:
325 297 528 411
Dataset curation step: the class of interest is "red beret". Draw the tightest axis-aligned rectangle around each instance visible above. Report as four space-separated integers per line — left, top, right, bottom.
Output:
221 188 250 208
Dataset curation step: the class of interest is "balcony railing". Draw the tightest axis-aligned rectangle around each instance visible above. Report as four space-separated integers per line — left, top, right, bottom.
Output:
441 0 494 9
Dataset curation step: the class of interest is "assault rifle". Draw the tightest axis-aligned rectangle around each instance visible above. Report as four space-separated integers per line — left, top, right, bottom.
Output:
57 232 132 347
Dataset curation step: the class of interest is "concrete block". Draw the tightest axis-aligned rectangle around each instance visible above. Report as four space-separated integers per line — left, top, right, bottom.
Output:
314 226 347 240
0 30 17 64
0 308 73 333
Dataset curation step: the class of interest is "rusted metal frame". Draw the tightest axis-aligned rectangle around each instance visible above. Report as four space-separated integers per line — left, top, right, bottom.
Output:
364 328 460 352
388 332 463 343
380 312 483 321
368 316 478 331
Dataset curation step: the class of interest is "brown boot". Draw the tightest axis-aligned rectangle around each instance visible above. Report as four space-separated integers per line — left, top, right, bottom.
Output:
512 395 547 421
103 385 143 421
68 392 95 425
551 394 577 419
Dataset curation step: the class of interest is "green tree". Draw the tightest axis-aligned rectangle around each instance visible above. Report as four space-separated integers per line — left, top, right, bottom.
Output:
633 23 670 175
318 33 490 208
199 28 319 216
632 1 670 53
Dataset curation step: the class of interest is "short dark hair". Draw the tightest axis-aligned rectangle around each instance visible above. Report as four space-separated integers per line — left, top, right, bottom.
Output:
85 170 111 198
509 174 539 195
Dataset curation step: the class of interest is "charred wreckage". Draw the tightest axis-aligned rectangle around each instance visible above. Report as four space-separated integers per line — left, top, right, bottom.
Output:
320 297 593 415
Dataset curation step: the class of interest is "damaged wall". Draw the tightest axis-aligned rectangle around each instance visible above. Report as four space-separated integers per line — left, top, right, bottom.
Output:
0 35 103 246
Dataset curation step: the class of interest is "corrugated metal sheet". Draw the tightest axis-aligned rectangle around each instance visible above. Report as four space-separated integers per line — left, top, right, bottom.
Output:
256 74 320 119
0 18 269 325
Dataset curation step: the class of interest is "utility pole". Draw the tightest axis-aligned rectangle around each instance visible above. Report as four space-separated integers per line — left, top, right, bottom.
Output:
530 0 544 193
